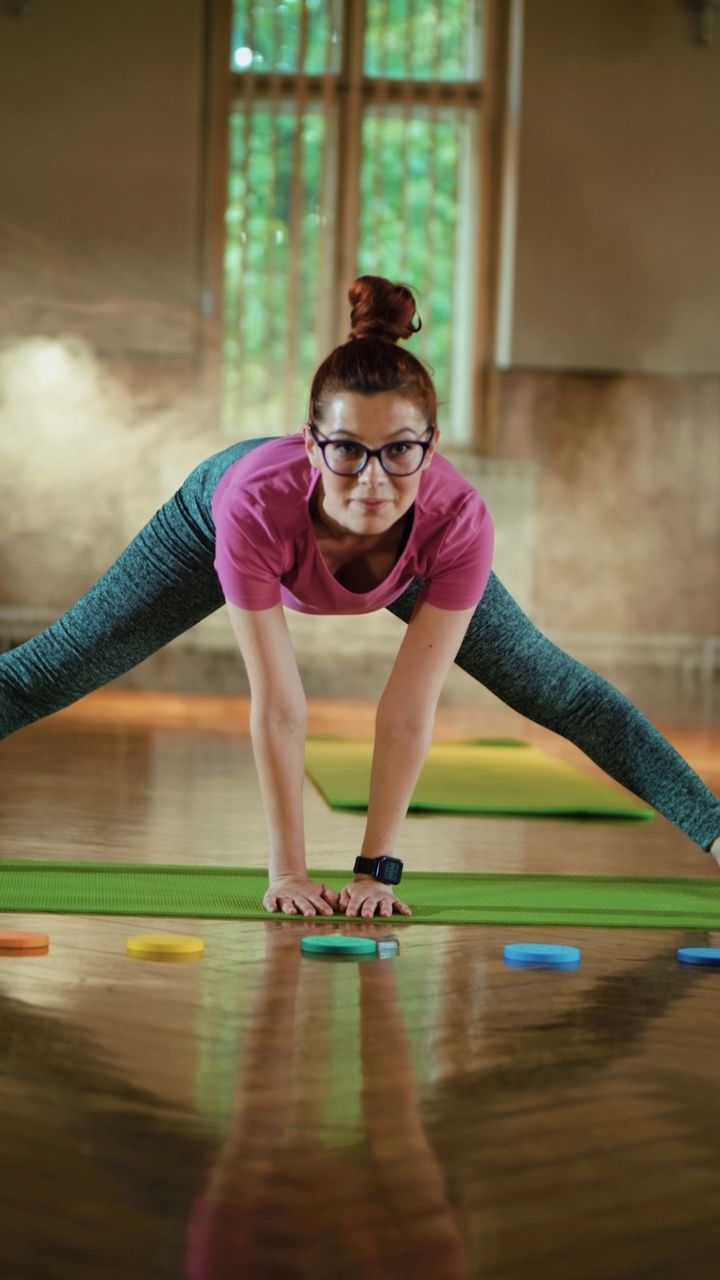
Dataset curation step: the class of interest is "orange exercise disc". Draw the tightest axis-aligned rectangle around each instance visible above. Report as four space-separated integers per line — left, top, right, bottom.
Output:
0 930 50 955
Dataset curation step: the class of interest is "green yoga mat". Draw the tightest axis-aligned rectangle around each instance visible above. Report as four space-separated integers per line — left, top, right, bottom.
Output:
2 862 719 928
304 737 654 819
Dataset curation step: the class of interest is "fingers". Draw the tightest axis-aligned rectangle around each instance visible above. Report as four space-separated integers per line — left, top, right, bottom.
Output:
319 883 341 911
338 887 411 919
263 879 410 919
263 891 336 918
311 889 336 917
262 893 299 916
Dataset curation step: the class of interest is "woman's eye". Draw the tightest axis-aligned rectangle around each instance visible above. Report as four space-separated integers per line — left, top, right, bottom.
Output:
387 443 411 456
335 442 362 456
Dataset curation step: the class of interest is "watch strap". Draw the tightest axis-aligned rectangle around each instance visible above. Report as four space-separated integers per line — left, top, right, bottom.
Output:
353 855 403 884
354 856 380 877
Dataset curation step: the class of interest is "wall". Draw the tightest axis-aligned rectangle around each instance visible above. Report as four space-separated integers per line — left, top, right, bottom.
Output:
0 0 205 355
512 0 720 373
0 1 220 634
491 369 720 721
485 0 720 723
0 1 718 725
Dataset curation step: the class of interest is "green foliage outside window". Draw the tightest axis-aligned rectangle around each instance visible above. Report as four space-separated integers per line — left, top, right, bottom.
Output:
224 110 329 431
224 1 479 437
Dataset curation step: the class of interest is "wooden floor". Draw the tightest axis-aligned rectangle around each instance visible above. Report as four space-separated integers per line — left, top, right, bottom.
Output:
1 691 720 1280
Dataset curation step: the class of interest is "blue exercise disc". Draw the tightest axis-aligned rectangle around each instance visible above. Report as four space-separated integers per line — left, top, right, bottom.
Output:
677 947 720 967
504 942 581 970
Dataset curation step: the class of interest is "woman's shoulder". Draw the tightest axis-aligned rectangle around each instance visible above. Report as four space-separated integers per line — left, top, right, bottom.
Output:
212 434 311 520
227 433 306 482
418 452 486 516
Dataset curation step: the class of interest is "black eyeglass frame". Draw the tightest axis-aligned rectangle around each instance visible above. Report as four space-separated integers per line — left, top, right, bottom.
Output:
308 423 436 477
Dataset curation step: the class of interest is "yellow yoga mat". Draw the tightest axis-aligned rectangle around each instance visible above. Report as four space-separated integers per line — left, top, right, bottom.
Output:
304 737 654 819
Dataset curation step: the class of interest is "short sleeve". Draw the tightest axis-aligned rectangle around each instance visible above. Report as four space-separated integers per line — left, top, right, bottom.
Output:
420 491 494 611
213 492 284 610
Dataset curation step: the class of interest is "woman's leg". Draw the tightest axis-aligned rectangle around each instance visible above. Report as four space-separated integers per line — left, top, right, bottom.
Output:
387 573 720 853
0 438 271 739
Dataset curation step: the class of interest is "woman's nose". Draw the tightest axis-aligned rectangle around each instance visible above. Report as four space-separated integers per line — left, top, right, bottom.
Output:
360 455 385 483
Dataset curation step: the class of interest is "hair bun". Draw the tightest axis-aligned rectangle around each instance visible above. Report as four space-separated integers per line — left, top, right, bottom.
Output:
347 275 422 343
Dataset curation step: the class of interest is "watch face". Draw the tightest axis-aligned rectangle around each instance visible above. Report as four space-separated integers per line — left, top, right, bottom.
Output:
379 857 403 885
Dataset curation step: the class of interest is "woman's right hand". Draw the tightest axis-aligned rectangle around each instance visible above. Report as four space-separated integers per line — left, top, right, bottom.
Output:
264 875 340 918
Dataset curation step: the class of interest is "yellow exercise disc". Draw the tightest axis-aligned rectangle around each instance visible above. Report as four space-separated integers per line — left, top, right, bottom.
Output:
126 933 204 960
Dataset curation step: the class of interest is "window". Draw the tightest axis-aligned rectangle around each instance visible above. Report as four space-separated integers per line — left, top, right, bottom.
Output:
222 0 483 443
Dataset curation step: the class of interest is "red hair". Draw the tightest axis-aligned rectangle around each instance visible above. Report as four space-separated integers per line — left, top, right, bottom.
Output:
308 276 438 429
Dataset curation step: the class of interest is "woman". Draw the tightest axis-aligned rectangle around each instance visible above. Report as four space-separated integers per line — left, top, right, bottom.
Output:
1 276 719 918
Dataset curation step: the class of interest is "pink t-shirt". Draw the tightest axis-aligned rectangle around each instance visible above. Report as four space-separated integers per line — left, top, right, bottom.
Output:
211 434 493 615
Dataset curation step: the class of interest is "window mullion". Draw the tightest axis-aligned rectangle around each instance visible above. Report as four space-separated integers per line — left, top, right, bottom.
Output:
314 8 342 365
284 0 311 427
331 0 367 345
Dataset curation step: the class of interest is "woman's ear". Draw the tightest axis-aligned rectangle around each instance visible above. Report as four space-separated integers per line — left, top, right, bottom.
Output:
303 423 321 468
421 426 440 470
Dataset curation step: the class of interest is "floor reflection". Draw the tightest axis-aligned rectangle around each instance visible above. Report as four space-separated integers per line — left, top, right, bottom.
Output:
187 922 467 1280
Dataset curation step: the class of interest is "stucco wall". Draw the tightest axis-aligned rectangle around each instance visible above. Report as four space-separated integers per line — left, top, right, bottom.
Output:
0 0 204 355
512 0 720 373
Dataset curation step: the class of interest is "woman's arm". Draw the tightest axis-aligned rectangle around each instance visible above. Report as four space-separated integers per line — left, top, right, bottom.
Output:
226 602 338 917
341 600 476 919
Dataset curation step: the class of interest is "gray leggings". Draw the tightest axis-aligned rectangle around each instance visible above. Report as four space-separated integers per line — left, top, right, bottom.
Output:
1 439 718 852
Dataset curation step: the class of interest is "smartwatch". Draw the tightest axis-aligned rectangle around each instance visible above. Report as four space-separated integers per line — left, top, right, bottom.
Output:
353 855 403 886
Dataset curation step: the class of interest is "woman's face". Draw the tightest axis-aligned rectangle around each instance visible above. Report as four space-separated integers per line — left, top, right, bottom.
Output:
303 391 438 539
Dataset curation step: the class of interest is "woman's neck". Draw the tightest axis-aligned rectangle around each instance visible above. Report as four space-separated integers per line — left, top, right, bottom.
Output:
311 484 409 553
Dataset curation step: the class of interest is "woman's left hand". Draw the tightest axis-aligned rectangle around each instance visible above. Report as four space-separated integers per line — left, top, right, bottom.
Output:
339 879 412 919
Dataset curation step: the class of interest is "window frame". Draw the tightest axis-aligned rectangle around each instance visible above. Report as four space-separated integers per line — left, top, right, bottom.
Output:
200 0 507 451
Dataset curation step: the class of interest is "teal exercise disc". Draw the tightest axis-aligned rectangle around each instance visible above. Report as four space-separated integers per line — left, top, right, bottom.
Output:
301 935 377 957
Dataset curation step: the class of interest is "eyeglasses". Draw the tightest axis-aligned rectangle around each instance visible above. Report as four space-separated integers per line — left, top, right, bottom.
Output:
309 424 435 477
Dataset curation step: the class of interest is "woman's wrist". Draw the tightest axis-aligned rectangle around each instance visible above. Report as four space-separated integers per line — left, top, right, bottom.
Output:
269 854 308 880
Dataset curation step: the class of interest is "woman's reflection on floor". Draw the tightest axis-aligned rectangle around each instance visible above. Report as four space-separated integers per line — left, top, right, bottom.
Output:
186 923 467 1280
